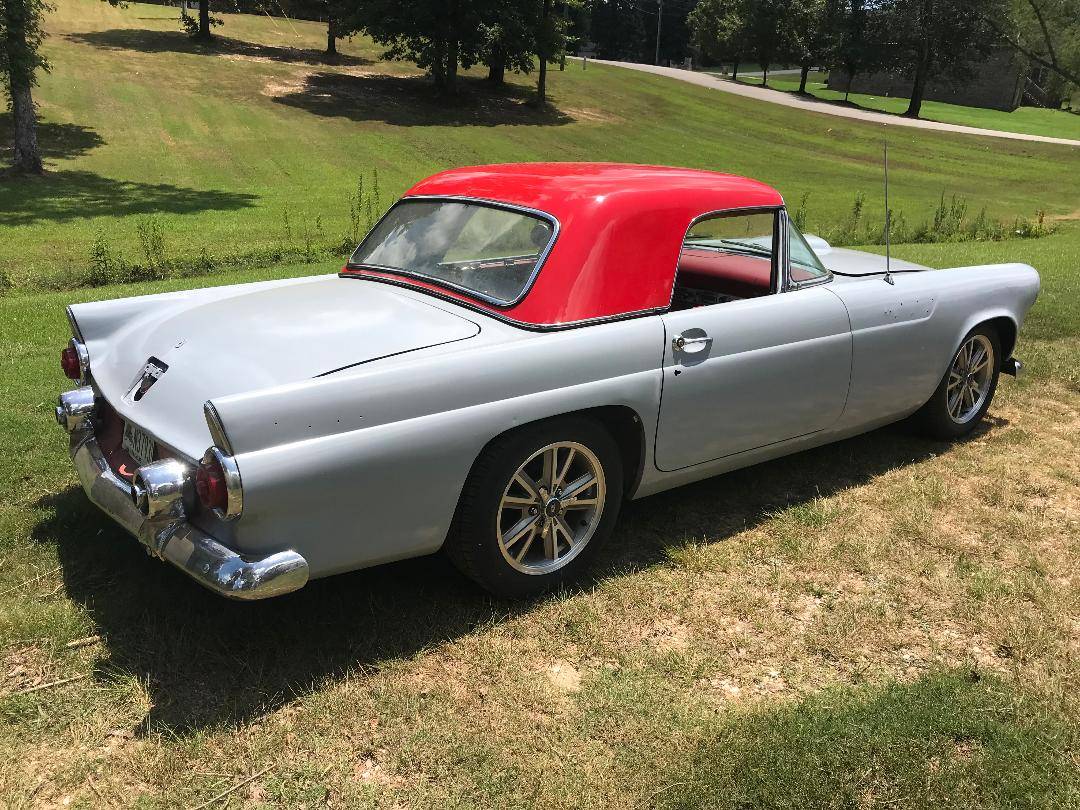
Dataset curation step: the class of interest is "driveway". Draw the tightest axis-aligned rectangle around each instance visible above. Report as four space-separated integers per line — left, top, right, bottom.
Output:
589 60 1080 148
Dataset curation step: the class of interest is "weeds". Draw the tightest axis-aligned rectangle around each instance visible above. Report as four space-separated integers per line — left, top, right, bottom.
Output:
39 176 393 293
800 191 1056 246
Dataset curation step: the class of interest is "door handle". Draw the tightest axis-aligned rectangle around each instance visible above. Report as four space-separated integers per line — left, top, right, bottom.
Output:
672 333 710 352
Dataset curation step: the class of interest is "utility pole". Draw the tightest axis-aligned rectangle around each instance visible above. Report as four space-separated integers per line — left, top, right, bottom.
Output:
654 0 663 65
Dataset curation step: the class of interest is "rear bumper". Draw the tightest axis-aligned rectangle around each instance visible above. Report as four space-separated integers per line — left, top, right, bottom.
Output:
64 401 308 600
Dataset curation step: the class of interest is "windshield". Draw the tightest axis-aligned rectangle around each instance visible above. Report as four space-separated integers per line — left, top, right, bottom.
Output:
350 199 556 305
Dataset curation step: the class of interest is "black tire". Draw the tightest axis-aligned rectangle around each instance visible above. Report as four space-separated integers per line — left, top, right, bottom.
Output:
914 324 1002 440
446 416 624 599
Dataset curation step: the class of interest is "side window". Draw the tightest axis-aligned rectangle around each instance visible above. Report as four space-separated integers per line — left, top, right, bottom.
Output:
787 220 830 285
673 210 778 310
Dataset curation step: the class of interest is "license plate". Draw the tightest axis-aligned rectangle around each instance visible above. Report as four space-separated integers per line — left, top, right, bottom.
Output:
122 421 156 468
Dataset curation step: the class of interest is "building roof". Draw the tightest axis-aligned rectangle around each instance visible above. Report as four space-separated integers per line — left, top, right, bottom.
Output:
344 163 785 328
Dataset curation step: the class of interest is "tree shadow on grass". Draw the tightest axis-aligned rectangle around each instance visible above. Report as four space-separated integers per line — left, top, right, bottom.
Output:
38 418 1001 734
64 28 372 67
0 116 105 166
272 72 573 127
0 170 258 226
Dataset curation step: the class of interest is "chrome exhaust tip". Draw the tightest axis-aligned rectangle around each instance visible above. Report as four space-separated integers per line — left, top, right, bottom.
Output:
56 386 96 432
131 459 193 521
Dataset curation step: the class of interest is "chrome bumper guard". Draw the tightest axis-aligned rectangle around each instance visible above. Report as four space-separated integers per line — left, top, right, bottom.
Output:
61 392 308 600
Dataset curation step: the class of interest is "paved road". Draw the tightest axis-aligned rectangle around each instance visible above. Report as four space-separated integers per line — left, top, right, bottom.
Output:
589 60 1080 148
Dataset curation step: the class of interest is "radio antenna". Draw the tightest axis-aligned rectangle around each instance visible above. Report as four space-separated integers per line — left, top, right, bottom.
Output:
883 135 894 285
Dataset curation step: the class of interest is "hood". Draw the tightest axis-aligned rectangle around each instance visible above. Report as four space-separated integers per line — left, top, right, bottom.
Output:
79 276 480 457
824 246 931 278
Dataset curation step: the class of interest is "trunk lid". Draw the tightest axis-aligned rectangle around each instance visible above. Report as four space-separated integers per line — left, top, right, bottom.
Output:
83 277 480 457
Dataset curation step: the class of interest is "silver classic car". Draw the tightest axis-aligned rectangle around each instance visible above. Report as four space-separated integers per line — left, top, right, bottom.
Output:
56 164 1040 599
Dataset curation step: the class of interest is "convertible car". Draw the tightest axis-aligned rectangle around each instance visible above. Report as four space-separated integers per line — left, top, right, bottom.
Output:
55 164 1040 599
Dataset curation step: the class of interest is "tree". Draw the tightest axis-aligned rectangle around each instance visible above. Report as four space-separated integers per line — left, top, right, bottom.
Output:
832 0 879 101
1 0 51 175
983 0 1080 90
742 0 786 85
536 0 554 102
884 0 1006 118
784 0 842 94
342 0 484 94
480 1 537 85
688 0 748 79
590 0 649 62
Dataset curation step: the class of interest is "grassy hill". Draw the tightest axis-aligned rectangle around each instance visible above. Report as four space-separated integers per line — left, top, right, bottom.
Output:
1 0 1078 289
1 2 1079 808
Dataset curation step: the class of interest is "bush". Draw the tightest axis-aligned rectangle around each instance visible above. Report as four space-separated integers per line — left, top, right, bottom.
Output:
805 191 1057 247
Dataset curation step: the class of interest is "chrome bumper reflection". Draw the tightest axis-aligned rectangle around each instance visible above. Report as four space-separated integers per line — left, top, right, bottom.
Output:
67 425 308 600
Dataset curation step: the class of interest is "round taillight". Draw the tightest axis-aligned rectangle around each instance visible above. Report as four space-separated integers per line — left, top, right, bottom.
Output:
195 447 242 519
61 346 81 380
195 455 229 512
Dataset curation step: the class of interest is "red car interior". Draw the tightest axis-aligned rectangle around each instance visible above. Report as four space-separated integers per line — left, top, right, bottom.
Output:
675 248 773 299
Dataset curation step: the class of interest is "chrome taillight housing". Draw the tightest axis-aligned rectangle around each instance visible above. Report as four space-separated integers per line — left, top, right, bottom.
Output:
196 447 243 520
60 338 89 382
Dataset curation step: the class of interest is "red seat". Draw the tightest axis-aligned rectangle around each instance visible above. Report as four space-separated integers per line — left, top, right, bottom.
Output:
676 248 772 298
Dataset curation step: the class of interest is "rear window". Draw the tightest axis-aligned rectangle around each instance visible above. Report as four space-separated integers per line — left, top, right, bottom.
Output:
349 199 556 305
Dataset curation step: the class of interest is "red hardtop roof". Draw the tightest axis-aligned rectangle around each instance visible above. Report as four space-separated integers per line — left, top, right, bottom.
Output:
347 163 785 327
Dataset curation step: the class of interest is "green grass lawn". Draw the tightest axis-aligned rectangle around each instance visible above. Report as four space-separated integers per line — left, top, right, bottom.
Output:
734 72 1080 141
1 2 1079 807
2 0 1078 288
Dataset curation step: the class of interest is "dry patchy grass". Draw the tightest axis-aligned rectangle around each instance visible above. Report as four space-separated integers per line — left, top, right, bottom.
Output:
1 379 1077 808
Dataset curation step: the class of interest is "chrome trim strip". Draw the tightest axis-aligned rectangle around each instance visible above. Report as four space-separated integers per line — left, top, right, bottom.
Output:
339 273 667 332
203 401 234 456
66 424 307 599
66 306 84 343
344 194 561 309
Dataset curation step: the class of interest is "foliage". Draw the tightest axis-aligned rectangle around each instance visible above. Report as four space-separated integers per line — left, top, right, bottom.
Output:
66 176 389 291
806 191 1057 246
881 0 1008 117
0 0 51 93
588 0 650 62
988 0 1080 92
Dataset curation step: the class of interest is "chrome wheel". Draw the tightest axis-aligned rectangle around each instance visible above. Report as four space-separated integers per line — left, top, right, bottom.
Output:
947 334 995 424
497 441 607 575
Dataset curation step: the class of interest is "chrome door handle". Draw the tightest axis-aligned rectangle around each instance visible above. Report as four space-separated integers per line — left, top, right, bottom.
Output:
672 334 710 352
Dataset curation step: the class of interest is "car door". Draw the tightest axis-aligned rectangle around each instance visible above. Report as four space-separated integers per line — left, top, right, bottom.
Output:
654 210 852 471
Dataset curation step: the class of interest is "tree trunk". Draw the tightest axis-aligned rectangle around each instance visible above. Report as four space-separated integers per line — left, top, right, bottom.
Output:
196 0 211 41
731 61 739 81
487 50 505 85
762 63 769 87
904 42 931 118
536 0 552 104
3 0 44 175
845 70 855 101
326 12 337 56
431 38 446 91
445 36 458 95
8 73 43 174
798 63 810 94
